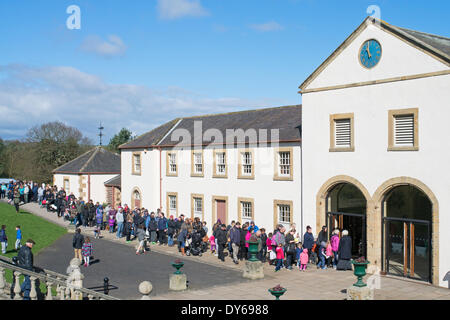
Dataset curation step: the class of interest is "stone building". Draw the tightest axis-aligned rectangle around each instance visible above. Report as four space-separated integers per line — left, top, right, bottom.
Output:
300 17 450 287
53 146 121 204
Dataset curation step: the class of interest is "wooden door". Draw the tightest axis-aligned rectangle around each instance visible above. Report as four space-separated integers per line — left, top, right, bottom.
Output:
216 200 226 225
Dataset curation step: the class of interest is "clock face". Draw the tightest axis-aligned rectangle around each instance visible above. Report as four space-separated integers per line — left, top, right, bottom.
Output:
359 39 382 69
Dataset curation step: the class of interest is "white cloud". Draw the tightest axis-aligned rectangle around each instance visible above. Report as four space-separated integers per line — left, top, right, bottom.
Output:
249 21 284 32
157 0 209 20
0 64 287 142
80 35 127 58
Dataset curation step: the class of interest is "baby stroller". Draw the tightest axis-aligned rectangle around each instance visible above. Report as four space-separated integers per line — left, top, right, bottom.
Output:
46 200 57 213
185 231 203 256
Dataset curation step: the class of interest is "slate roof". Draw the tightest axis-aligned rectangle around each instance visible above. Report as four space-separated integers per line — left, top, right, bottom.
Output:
53 147 121 174
104 175 121 187
119 105 302 149
394 26 450 59
119 119 180 149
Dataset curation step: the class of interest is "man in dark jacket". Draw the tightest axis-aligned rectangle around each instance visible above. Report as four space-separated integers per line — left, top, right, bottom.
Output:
17 239 35 300
229 222 241 264
157 212 168 245
148 213 158 244
239 223 248 261
216 224 228 262
72 228 84 263
337 230 353 270
317 226 328 244
303 226 315 263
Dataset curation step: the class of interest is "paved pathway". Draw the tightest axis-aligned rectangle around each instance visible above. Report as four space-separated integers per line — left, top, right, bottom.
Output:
5 200 450 300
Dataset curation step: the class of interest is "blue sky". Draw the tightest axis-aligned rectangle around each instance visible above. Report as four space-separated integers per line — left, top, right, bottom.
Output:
0 0 449 143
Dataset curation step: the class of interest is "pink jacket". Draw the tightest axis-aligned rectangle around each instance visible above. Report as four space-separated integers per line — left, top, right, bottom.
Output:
326 244 333 257
300 249 309 265
245 231 251 248
331 234 340 251
266 238 272 248
276 246 285 260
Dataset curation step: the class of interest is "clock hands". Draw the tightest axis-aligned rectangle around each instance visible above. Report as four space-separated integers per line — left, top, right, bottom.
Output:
366 43 372 58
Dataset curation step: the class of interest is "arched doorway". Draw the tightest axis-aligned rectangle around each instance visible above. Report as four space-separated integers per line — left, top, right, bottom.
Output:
131 188 142 209
326 183 367 258
382 185 432 282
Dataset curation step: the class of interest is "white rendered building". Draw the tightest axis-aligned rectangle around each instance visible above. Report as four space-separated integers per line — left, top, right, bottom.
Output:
300 17 450 286
53 147 121 204
119 106 302 233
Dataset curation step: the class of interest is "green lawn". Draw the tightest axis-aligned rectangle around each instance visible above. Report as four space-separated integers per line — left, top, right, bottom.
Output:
0 202 67 297
0 202 67 257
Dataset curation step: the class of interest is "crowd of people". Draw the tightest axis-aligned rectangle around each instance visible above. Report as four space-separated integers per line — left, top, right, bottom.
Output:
2 180 356 273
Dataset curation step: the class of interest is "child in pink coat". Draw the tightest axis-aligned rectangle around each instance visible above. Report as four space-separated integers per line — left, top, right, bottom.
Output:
299 249 309 271
209 235 216 254
326 241 333 268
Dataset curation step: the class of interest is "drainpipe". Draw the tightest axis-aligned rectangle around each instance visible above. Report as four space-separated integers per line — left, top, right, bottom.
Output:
159 147 162 210
88 174 91 201
300 144 304 243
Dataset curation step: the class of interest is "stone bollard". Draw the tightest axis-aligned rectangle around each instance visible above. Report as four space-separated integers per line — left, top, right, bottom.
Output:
243 260 264 280
139 281 153 300
169 273 187 291
346 286 374 300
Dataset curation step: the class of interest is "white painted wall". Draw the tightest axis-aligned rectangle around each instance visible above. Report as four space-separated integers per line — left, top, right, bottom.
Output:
121 144 302 234
302 23 450 287
120 149 160 209
53 173 116 204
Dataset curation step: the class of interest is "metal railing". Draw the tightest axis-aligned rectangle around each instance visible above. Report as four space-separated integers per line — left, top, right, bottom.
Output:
0 258 119 300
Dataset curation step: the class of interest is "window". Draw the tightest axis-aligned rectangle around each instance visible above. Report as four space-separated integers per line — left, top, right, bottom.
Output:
278 205 291 224
238 197 254 223
334 119 351 148
191 151 204 176
63 178 70 193
166 192 178 216
194 198 203 216
279 152 291 176
194 153 203 173
217 153 226 174
273 200 293 230
330 113 354 152
213 149 227 178
132 153 141 175
191 194 204 220
274 148 293 181
166 152 177 176
238 150 255 179
388 108 419 151
242 202 252 219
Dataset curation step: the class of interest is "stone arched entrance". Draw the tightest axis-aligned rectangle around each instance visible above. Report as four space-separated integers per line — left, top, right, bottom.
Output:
316 176 376 264
372 177 439 285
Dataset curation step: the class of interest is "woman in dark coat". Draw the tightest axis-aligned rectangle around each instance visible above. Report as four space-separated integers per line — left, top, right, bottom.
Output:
336 230 353 270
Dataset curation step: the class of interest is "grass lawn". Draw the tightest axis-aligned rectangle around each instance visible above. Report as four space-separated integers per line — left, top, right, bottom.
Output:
0 201 67 297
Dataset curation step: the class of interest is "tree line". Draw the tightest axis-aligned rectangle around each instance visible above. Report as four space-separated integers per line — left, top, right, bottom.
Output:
0 122 133 183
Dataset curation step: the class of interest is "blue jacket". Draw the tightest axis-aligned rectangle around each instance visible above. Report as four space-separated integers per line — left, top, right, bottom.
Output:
0 229 7 242
295 247 302 260
157 217 167 230
303 232 315 249
229 227 241 245
16 229 22 240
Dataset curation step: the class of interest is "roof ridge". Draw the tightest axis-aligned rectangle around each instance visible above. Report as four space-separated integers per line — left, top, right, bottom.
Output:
79 146 101 173
52 147 95 173
179 105 301 120
396 26 450 41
